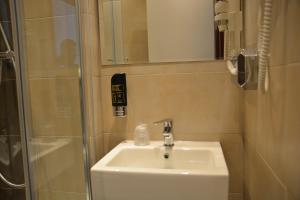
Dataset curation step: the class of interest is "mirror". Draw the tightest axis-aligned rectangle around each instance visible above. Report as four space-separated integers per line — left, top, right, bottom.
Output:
99 0 224 65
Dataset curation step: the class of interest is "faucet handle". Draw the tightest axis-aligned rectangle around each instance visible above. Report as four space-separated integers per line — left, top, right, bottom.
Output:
153 119 173 133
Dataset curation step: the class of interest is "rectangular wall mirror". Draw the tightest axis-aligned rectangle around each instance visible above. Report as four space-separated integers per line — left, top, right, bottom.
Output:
99 0 227 65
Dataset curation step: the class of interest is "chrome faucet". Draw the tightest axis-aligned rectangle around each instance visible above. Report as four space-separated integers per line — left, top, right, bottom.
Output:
154 119 174 147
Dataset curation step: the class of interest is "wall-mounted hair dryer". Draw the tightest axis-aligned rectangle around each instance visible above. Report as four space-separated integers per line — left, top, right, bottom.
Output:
215 0 273 91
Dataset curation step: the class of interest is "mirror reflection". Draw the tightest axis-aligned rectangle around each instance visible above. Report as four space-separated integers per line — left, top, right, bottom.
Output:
99 0 224 65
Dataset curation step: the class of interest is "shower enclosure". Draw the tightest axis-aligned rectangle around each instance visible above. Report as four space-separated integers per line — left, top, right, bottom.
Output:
0 0 91 200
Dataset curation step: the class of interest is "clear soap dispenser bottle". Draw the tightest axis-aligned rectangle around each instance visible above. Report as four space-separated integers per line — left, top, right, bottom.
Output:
134 124 150 146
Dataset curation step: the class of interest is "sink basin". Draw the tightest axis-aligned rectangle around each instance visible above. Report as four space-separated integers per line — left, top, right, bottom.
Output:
91 141 229 200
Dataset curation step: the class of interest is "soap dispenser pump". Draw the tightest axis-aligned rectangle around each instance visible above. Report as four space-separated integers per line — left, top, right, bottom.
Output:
111 73 127 117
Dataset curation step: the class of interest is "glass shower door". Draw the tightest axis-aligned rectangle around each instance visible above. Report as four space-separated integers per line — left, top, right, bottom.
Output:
11 0 91 200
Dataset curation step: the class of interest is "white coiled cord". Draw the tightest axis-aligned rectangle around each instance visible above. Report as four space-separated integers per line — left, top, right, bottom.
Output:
258 0 273 92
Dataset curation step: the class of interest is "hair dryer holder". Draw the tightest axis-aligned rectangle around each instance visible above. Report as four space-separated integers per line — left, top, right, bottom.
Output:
228 49 258 90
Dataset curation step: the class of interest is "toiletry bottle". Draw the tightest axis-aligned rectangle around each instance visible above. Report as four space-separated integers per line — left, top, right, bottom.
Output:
134 124 150 146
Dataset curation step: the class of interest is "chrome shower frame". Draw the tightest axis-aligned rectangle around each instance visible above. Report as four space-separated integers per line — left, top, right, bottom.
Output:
75 0 93 199
8 1 33 199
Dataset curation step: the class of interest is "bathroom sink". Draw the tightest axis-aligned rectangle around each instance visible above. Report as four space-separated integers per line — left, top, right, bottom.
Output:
91 141 229 200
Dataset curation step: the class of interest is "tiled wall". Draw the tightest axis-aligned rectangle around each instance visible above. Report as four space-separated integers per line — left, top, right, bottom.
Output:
100 61 244 200
244 0 300 199
0 1 26 199
79 0 104 165
15 1 300 200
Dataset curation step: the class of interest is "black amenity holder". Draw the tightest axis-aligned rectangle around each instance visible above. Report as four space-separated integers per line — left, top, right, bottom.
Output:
111 73 127 117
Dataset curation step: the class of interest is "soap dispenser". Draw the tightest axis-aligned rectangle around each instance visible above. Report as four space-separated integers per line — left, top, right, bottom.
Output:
111 73 127 117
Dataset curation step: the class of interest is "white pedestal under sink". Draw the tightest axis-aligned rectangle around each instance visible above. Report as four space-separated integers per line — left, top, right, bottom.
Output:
91 141 229 200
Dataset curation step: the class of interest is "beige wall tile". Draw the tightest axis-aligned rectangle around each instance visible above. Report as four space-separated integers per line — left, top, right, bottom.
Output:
281 64 300 199
32 137 86 193
244 0 297 67
28 78 82 137
80 12 101 139
244 141 287 200
88 135 104 165
24 16 80 78
269 0 288 67
101 60 227 76
88 136 97 165
255 67 286 178
244 0 300 199
79 2 103 165
95 134 104 160
90 16 101 76
244 90 257 146
93 77 103 134
285 0 300 64
244 49 300 200
83 74 94 138
80 13 101 77
79 0 98 15
23 0 76 19
229 193 243 200
88 0 99 15
101 66 242 137
220 134 244 195
37 190 86 200
79 0 89 14
287 192 296 200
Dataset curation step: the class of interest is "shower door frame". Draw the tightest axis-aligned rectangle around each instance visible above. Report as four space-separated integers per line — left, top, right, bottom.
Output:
8 0 33 199
9 0 93 200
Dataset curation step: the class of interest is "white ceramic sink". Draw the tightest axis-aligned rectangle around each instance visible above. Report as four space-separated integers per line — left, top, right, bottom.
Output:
91 141 229 200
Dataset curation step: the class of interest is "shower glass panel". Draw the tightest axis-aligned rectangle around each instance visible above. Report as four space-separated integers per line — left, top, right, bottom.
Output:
7 0 90 200
0 0 26 199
